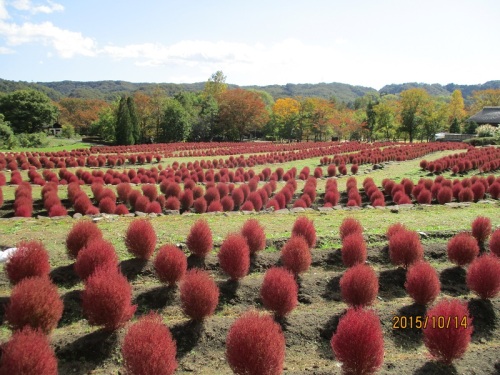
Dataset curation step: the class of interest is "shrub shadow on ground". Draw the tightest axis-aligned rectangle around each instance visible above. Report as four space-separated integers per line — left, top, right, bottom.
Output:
318 310 347 359
119 258 150 281
187 254 206 270
134 285 177 316
58 289 83 327
56 329 118 375
217 279 240 310
170 320 204 359
391 303 427 350
468 298 497 342
0 296 9 325
414 361 458 375
50 263 80 288
378 267 407 300
439 266 467 296
325 249 343 269
322 274 342 302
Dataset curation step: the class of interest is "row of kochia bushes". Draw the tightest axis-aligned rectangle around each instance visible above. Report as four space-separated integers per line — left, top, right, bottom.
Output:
420 146 500 174
3 168 500 217
1 214 499 374
0 141 467 172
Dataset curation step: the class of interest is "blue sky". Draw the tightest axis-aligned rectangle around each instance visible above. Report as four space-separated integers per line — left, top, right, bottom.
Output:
0 0 498 89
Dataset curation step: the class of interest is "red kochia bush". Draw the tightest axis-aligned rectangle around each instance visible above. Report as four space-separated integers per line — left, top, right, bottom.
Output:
125 219 157 260
437 186 453 204
186 219 213 258
226 310 285 375
5 240 50 284
471 216 491 245
341 233 367 267
386 222 407 240
240 218 266 254
154 244 187 286
0 327 58 375
466 254 500 299
66 220 103 259
260 267 298 317
280 236 311 276
180 269 219 320
339 217 363 240
405 261 441 305
74 239 118 281
331 308 384 375
122 313 177 375
5 276 63 334
423 299 473 364
490 229 500 257
447 233 479 266
340 264 379 307
291 216 316 248
389 229 424 268
218 234 250 280
82 268 136 330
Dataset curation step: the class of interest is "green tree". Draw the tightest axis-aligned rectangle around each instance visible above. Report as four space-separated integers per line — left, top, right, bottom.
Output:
0 114 18 149
399 88 430 143
450 118 460 133
190 94 218 141
90 106 116 142
365 100 377 141
127 96 140 143
0 89 59 133
61 124 76 139
204 71 227 101
374 101 396 140
115 96 134 145
159 98 191 142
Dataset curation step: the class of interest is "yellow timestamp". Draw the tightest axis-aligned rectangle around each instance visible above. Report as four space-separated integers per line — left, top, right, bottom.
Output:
392 315 469 330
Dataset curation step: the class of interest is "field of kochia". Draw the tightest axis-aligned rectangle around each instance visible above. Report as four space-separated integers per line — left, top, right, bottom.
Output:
0 140 499 374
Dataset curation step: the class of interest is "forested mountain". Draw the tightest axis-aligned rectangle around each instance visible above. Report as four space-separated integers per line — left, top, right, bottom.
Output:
1 78 499 103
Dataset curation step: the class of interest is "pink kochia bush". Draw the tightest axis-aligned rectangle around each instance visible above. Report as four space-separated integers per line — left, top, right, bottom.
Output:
218 234 250 280
240 219 266 254
74 239 118 281
5 276 63 334
339 217 363 240
389 229 424 268
447 233 479 266
186 219 213 258
153 244 187 286
5 240 51 284
0 327 58 375
125 219 157 260
280 236 312 276
330 308 384 375
82 268 136 331
423 299 473 364
180 269 219 321
121 313 177 375
471 216 491 245
341 233 367 267
291 216 316 248
340 264 379 307
466 254 500 299
226 310 285 375
260 267 298 317
66 220 103 259
404 261 441 305
490 228 500 257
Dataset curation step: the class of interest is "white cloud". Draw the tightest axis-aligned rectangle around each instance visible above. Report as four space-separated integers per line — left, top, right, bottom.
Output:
0 45 14 53
10 0 64 14
0 20 96 57
0 0 9 19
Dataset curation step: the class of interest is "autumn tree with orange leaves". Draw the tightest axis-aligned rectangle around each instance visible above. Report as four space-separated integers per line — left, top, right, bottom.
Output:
58 98 109 135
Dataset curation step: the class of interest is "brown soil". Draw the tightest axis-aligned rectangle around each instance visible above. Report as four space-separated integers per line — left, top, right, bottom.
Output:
2 242 500 374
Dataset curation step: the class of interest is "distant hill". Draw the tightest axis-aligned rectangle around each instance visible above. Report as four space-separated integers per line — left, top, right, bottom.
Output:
1 78 499 103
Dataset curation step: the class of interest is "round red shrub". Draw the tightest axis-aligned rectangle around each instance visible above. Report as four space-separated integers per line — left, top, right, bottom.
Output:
5 276 63 334
186 219 212 258
221 195 235 211
488 182 500 199
405 261 440 305
331 308 384 375
48 204 68 217
241 218 266 254
125 219 157 260
339 217 363 240
389 229 424 268
207 199 223 212
66 220 103 259
180 189 194 211
490 229 500 257
154 244 187 286
127 189 142 207
341 233 367 267
292 216 316 248
141 184 158 202
204 186 220 205
417 189 432 204
5 240 50 284
471 182 485 202
471 216 491 245
447 233 479 266
0 327 58 375
280 236 311 276
180 269 219 320
115 204 130 215
82 268 136 330
74 239 118 281
117 183 132 203
340 264 379 307
218 234 250 280
466 254 500 299
193 196 207 213
161 196 178 211
437 186 453 204
458 187 473 202
423 299 473 364
386 222 407 240
98 197 116 214
122 312 177 375
240 200 254 211
134 195 150 212
260 267 298 317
